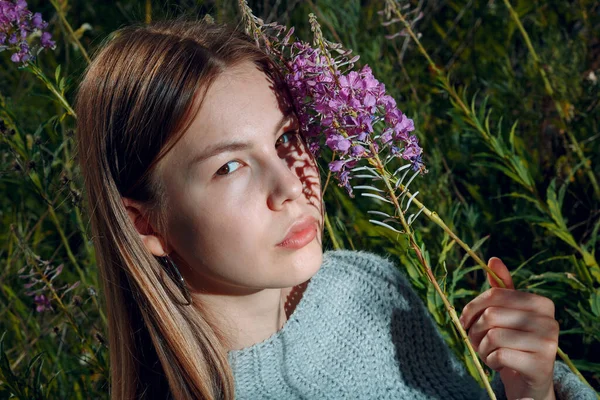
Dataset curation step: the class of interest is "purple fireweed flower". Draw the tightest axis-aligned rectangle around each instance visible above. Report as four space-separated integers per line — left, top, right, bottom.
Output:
34 294 52 312
402 141 421 160
380 129 393 144
329 160 345 172
18 258 78 315
393 113 415 140
339 170 352 194
410 154 424 171
283 39 426 195
351 144 366 157
326 134 351 153
0 0 55 64
240 8 426 196
308 140 321 156
40 31 55 48
31 11 43 29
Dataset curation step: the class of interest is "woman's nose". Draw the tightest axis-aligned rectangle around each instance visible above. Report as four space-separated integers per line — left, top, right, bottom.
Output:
266 158 303 211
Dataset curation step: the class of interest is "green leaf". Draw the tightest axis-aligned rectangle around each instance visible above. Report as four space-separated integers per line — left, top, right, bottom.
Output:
501 192 539 207
526 271 587 291
426 284 445 326
537 222 579 250
34 357 45 397
589 289 600 317
451 288 479 299
0 332 25 397
508 120 519 153
572 255 595 287
472 160 526 187
54 64 61 85
570 360 600 373
25 352 46 380
458 236 489 270
497 215 547 224
546 179 566 227
27 171 44 195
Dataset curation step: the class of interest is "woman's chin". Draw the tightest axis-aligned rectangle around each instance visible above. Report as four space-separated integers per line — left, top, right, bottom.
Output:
270 239 321 282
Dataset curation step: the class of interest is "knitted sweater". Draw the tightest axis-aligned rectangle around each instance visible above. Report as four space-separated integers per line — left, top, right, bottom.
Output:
227 250 597 399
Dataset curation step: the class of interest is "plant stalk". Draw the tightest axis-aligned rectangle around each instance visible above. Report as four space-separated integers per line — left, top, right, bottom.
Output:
324 212 341 250
369 146 496 399
50 0 91 64
28 64 77 117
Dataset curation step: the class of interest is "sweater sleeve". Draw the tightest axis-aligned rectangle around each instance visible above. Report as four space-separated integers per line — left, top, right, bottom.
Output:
486 356 598 400
360 251 597 400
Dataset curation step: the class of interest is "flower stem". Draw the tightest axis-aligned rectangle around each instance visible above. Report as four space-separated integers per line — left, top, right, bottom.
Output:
369 146 496 399
321 152 336 195
414 197 505 285
47 204 87 287
27 64 77 118
145 0 152 24
49 0 91 64
308 14 342 87
324 212 341 250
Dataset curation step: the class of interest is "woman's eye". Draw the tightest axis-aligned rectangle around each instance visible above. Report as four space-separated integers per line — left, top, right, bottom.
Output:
276 131 298 147
215 160 242 176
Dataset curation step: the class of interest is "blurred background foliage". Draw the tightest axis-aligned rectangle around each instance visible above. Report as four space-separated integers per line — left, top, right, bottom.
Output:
0 0 598 398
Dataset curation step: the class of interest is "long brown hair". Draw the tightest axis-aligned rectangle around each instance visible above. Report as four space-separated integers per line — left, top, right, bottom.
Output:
75 18 283 399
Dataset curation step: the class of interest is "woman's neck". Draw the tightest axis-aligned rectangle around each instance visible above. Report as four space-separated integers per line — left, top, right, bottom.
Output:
195 285 304 352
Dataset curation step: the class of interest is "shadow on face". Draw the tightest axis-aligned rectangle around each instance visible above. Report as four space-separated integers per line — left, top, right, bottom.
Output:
268 71 323 231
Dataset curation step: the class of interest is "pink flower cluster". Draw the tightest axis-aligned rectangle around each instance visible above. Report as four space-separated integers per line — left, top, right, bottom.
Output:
0 0 55 63
284 41 424 195
33 294 52 313
19 256 80 314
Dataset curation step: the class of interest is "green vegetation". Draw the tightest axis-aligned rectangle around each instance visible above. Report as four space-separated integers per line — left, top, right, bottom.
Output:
1 0 598 398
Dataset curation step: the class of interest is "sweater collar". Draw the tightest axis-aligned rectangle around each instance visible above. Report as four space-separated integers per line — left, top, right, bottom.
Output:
227 251 332 358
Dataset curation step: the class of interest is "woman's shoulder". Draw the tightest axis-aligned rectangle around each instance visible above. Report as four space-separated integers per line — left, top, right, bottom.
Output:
319 249 416 310
322 249 410 286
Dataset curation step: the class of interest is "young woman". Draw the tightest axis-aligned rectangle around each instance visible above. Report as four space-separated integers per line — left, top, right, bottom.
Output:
75 19 595 400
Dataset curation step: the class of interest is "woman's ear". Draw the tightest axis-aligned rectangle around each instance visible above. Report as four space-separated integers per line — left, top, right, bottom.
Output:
122 197 169 257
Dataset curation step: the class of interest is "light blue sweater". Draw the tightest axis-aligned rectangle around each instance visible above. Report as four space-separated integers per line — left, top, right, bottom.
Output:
227 250 597 399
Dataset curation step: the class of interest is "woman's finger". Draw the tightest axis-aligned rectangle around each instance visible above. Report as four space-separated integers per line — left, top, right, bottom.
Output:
477 327 557 361
459 288 555 330
467 306 559 350
487 257 514 289
485 347 556 387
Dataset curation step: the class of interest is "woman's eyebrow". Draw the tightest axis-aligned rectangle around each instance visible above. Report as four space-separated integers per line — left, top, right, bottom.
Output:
188 141 252 168
187 113 294 168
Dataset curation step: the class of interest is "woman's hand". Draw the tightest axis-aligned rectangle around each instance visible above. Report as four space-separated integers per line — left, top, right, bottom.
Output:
459 257 559 400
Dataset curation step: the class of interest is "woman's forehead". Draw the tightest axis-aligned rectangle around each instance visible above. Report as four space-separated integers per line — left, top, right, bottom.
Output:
177 62 294 154
206 65 280 124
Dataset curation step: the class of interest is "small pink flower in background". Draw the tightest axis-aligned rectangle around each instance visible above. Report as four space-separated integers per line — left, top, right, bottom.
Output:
19 259 79 314
0 0 55 64
34 294 52 312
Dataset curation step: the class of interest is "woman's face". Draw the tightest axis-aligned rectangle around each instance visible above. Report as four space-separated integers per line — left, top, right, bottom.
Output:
155 61 323 295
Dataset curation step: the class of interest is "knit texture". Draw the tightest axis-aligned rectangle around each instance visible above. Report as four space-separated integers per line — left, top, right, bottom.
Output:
227 250 597 399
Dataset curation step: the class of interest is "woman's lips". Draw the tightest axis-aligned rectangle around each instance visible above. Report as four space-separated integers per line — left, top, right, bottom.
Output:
276 216 318 249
